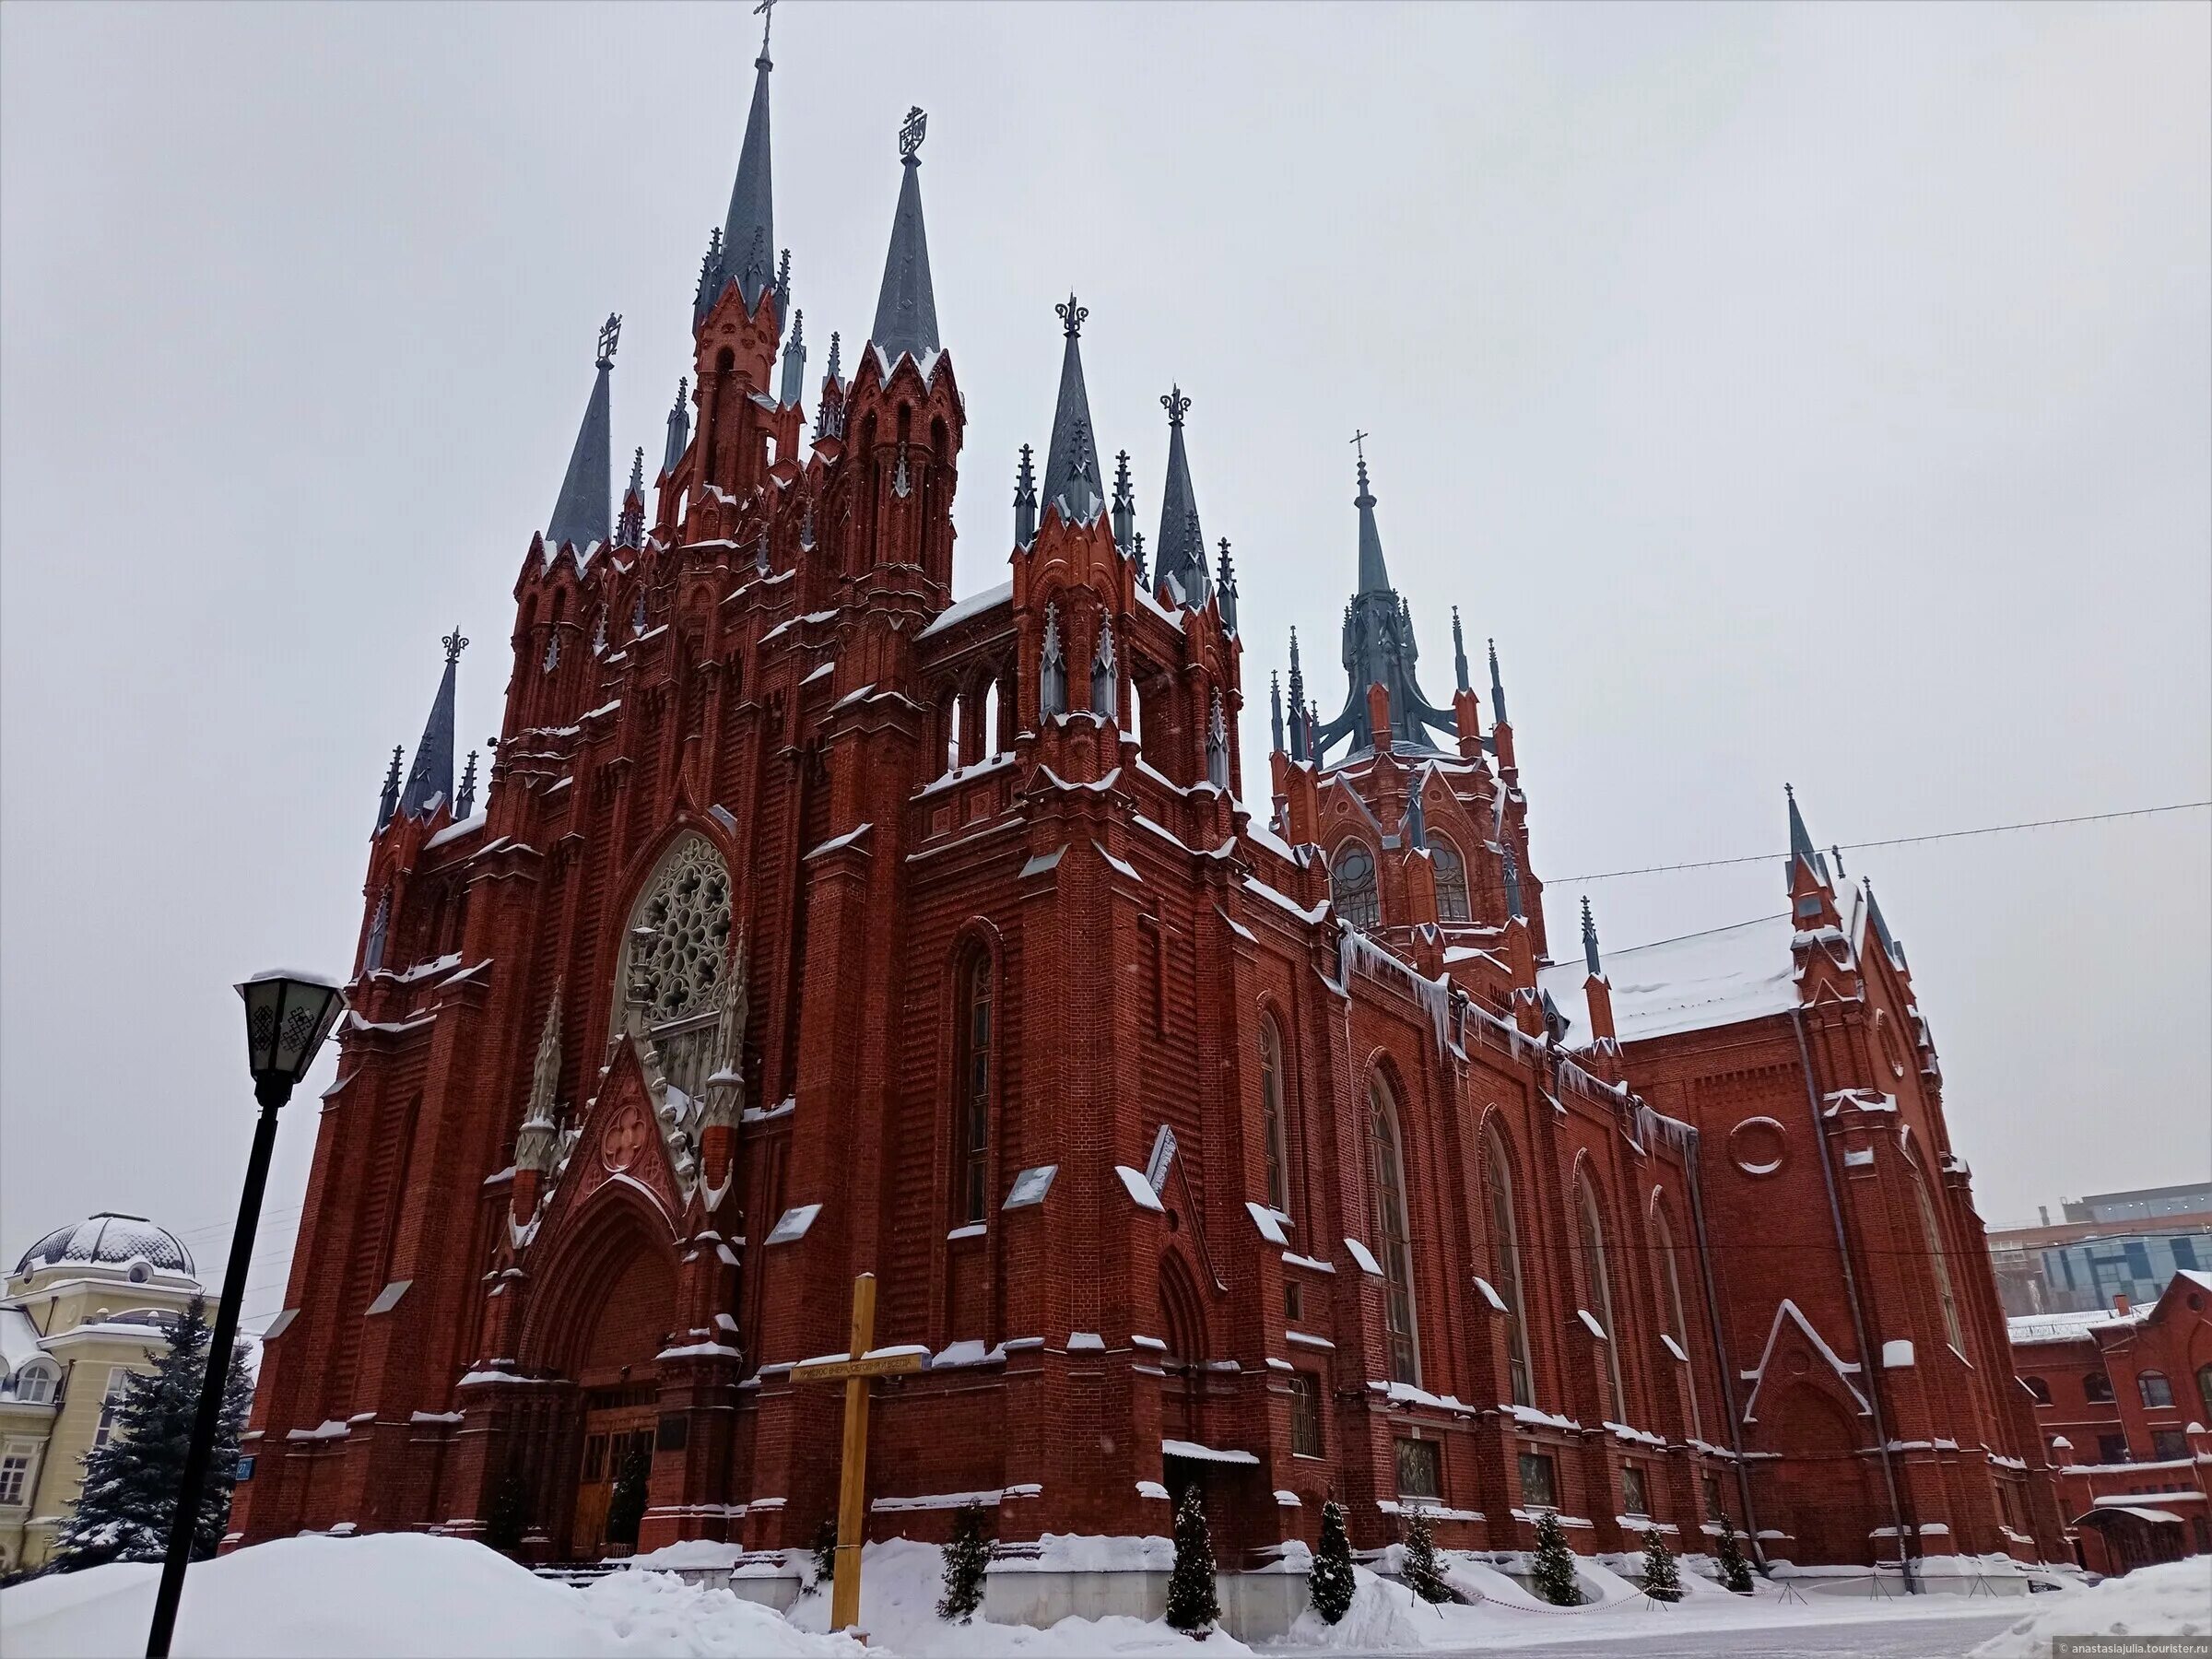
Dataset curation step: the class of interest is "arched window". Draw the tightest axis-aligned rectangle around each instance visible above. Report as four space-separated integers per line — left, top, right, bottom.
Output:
954 949 994 1224
1652 1201 1702 1440
615 835 733 1099
1483 1126 1533 1407
982 681 1002 760
2023 1375 2053 1406
1910 1168 1965 1353
2137 1371 2173 1409
1576 1173 1628 1423
1368 1077 1419 1385
2197 1363 2212 1419
1333 842 1381 932
2083 1371 2114 1404
945 692 964 771
1259 1016 1289 1217
1430 837 1471 923
8 1361 55 1405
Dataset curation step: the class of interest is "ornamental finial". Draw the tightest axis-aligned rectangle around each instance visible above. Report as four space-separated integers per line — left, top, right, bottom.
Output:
442 627 469 665
753 0 776 55
899 105 927 161
1057 292 1087 339
596 312 622 369
1161 384 1191 428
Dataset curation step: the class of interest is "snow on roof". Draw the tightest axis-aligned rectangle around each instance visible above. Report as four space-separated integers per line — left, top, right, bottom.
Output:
0 1302 46 1371
2007 1310 2109 1346
917 581 1012 640
1536 912 1801 1044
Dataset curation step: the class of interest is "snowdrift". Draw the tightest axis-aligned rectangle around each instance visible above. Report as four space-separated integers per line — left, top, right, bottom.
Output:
1969 1559 2212 1659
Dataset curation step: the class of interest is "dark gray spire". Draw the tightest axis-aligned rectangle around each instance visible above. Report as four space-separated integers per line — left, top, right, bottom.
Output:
1131 530 1147 586
1353 450 1391 594
1111 449 1135 556
457 749 479 818
375 744 403 831
1582 896 1602 978
662 377 689 477
1216 536 1239 634
869 108 941 367
615 448 645 549
1152 386 1211 606
1785 782 1831 890
1043 297 1103 524
1866 879 1906 969
1405 782 1427 849
547 316 618 549
399 629 465 819
779 309 807 407
1270 671 1286 753
1488 637 1509 724
1502 843 1526 923
1013 443 1038 547
718 41 777 314
1453 607 1470 693
1287 629 1308 762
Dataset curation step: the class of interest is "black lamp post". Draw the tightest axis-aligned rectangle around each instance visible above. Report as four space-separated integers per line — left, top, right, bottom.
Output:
146 971 345 1659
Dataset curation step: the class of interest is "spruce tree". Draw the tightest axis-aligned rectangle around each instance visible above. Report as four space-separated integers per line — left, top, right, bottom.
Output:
1308 1498 1356 1625
936 1501 993 1622
483 1465 529 1555
603 1442 650 1551
1399 1504 1450 1603
811 1516 839 1594
1714 1512 1755 1594
1527 1511 1582 1606
50 1298 253 1572
1639 1527 1682 1602
1164 1484 1220 1635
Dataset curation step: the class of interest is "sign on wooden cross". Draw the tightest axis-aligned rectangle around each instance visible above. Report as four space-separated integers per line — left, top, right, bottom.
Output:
787 1274 926 1634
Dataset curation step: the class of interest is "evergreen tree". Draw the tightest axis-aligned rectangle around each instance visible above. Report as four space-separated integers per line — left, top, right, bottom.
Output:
1527 1511 1582 1607
810 1517 839 1594
603 1442 650 1551
1308 1498 1356 1625
1639 1527 1682 1602
50 1298 253 1572
1399 1504 1450 1604
1714 1512 1755 1594
936 1501 993 1622
483 1465 530 1555
1164 1484 1220 1635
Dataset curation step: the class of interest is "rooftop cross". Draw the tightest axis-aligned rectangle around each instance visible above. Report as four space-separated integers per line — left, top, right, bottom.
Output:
1057 293 1087 339
899 105 927 160
753 0 775 54
596 313 622 369
441 627 469 665
1162 384 1190 428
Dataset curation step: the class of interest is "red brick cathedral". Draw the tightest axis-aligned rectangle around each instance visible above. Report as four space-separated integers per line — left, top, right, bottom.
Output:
237 37 2069 1579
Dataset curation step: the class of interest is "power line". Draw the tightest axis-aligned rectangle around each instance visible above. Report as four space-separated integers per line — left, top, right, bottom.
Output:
1553 800 2209 884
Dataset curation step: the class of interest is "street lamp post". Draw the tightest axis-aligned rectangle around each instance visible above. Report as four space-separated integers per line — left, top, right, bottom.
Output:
145 971 345 1659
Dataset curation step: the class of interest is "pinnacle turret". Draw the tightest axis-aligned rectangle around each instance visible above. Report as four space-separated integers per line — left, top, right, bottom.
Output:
457 749 479 818
779 309 807 407
1287 628 1308 761
662 377 689 478
375 744 403 831
869 107 941 368
1152 386 1211 606
1112 450 1135 557
1581 896 1602 978
616 448 646 549
1270 671 1286 753
1042 296 1103 524
1216 536 1239 634
398 629 466 820
1453 607 1470 693
547 315 618 550
1013 443 1038 547
1785 782 1831 892
1488 637 1509 725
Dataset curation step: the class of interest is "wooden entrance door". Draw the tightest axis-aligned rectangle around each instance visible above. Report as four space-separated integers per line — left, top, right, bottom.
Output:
570 1384 657 1559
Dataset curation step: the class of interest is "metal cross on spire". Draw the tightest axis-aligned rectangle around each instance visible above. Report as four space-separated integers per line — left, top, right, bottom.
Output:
754 0 776 54
596 312 622 369
441 627 469 665
899 105 927 160
1161 384 1191 428
1057 292 1087 338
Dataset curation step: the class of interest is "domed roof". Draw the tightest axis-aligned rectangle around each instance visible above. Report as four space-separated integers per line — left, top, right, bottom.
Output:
14 1213 194 1278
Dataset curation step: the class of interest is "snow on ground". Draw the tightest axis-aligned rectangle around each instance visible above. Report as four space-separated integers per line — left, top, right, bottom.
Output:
0 1535 865 1659
1968 1559 2212 1659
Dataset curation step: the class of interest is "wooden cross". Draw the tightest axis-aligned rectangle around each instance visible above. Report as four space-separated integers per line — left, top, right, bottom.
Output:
788 1274 925 1634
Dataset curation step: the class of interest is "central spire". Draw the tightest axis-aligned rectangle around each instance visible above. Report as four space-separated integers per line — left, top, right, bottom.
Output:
1152 386 1211 606
1354 445 1391 594
547 315 618 549
1042 295 1103 524
719 18 777 313
869 107 941 367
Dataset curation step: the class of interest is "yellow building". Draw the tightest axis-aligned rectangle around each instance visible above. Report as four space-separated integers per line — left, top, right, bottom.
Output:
1 1214 203 1572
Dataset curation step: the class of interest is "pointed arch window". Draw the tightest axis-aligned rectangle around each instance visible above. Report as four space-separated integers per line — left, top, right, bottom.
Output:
1259 1016 1289 1217
1483 1126 1534 1407
1652 1201 1702 1439
1909 1159 1966 1353
954 948 994 1224
614 835 733 1100
1576 1173 1628 1423
1430 837 1471 923
1369 1077 1419 1385
1333 841 1381 932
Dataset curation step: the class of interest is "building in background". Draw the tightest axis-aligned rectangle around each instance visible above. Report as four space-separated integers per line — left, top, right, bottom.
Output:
1988 1184 2212 1318
2009 1271 2212 1574
231 21 2065 1603
0 1214 202 1571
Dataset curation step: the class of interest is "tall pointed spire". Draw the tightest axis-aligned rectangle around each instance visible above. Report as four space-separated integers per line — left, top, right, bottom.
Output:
1488 637 1509 725
717 18 777 315
547 315 618 549
1287 629 1308 762
1152 386 1210 605
1784 782 1831 891
1111 450 1135 556
1582 896 1602 978
778 309 807 407
1453 607 1471 693
869 107 941 367
399 629 466 819
1352 440 1391 594
1013 444 1038 547
1043 296 1103 524
616 448 646 548
1216 537 1239 634
662 377 689 477
375 744 403 831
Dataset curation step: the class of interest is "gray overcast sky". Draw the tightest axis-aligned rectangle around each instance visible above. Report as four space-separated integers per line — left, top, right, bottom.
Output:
5 3 2206 1315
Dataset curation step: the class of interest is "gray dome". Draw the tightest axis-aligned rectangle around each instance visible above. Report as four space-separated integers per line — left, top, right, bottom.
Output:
15 1213 194 1277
